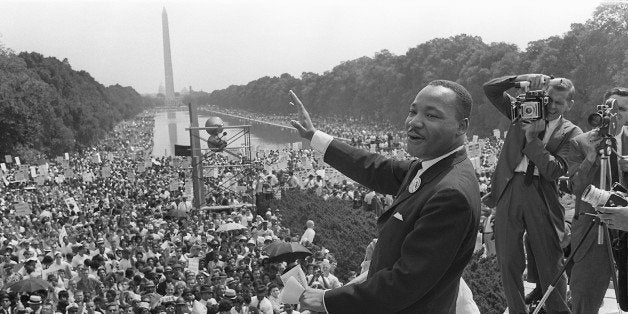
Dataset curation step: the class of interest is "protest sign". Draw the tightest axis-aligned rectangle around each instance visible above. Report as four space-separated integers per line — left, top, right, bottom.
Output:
0 163 5 172
64 197 80 212
472 135 479 143
14 203 31 216
35 176 45 186
30 166 37 178
188 258 199 274
82 172 93 183
64 169 74 178
466 142 481 159
64 153 70 160
101 166 111 178
4 155 12 164
14 157 20 166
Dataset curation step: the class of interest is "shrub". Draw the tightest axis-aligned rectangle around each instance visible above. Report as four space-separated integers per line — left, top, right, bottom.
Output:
463 250 507 314
270 190 377 281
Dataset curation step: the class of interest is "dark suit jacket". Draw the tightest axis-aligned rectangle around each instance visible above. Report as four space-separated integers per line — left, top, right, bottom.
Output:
566 130 628 260
321 139 480 313
481 76 582 238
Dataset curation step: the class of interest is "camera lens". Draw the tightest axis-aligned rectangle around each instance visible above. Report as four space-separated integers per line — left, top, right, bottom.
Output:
588 113 603 127
525 107 533 114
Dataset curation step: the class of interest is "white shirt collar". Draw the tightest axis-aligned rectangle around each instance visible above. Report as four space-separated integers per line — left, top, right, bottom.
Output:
418 145 465 174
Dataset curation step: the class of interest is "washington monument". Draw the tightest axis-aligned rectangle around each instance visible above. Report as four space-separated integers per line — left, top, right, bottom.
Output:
162 7 175 105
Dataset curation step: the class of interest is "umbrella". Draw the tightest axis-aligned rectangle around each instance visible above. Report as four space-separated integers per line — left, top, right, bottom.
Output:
263 241 312 263
216 222 246 233
3 277 52 293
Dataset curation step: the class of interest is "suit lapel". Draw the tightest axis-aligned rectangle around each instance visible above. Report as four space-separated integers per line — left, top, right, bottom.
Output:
379 149 468 223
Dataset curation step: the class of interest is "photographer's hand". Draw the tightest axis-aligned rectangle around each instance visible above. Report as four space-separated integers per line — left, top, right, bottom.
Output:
289 90 317 141
521 120 546 143
598 206 628 231
515 74 551 90
583 129 603 162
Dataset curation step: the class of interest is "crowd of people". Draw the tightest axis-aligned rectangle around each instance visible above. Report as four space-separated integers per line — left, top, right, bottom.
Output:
0 104 506 313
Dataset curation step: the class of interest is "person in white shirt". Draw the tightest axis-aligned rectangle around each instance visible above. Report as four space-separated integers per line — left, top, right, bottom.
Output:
299 221 315 245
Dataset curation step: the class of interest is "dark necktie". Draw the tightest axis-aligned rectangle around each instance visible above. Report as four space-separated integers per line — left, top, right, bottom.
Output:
611 137 620 185
524 122 547 185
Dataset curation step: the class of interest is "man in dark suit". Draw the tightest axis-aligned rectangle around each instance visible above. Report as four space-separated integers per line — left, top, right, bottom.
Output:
290 80 481 313
567 87 628 314
482 74 581 314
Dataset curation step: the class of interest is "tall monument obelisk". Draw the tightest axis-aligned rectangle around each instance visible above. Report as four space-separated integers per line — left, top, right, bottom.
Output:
162 7 176 106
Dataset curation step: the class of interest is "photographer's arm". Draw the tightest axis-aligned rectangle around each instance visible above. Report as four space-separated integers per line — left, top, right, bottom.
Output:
566 135 600 197
483 74 550 120
523 125 583 181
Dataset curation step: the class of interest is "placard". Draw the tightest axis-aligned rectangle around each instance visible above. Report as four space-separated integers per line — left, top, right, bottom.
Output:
64 197 80 212
493 129 501 139
101 166 111 178
4 155 12 164
188 257 199 274
14 157 20 166
0 163 6 172
14 203 31 216
64 153 70 160
35 176 45 186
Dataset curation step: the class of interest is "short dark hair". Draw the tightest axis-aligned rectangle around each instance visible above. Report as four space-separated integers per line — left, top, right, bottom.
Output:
550 78 576 100
427 80 473 120
604 87 628 100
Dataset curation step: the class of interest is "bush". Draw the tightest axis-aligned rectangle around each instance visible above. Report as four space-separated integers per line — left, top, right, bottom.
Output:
463 250 507 314
270 190 377 281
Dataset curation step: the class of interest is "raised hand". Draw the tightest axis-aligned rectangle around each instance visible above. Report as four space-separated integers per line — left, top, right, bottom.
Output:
289 90 316 141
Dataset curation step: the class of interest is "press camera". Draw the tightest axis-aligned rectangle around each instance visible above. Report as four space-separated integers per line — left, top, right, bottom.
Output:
510 88 550 123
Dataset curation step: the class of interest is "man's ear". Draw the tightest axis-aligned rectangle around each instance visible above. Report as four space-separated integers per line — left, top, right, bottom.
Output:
457 118 469 136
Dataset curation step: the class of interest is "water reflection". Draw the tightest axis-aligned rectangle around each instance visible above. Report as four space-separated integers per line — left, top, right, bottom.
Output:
153 110 306 157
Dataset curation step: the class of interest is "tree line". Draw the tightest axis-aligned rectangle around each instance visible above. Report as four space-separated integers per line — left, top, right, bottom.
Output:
0 47 149 158
185 3 628 137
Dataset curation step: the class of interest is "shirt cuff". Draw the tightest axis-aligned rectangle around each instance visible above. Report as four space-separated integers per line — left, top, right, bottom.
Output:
311 131 334 156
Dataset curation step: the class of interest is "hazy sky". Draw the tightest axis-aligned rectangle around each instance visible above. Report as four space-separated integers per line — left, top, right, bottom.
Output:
0 0 602 94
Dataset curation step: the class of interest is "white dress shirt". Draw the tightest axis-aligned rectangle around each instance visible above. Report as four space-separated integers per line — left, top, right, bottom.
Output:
514 117 561 174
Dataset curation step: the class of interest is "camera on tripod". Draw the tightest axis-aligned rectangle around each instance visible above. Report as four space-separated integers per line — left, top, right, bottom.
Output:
588 98 618 136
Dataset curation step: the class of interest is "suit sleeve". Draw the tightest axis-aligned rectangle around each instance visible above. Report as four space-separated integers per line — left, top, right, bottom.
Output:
483 75 517 120
523 126 584 181
323 139 413 196
323 189 475 313
567 137 599 198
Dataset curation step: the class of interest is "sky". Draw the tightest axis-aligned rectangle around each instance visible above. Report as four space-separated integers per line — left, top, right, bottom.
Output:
0 0 603 94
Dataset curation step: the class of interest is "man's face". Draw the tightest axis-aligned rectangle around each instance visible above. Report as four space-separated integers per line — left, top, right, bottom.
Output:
545 89 573 121
405 85 465 160
611 95 628 129
75 291 84 303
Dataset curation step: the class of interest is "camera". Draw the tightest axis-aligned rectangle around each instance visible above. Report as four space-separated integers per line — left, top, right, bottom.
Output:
588 98 617 136
581 183 628 208
511 89 550 123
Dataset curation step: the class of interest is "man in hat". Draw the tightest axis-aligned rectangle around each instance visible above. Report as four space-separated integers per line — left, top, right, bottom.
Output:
0 291 12 314
26 295 43 314
198 285 218 308
249 285 273 314
142 280 161 309
157 266 175 296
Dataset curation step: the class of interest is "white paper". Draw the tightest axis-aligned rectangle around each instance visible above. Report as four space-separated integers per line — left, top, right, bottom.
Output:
279 276 305 304
280 265 308 289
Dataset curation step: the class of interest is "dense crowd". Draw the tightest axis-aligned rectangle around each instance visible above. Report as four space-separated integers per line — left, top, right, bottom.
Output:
0 109 504 313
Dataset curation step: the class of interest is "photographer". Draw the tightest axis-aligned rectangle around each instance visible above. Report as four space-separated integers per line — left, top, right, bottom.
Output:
567 87 628 313
482 74 581 314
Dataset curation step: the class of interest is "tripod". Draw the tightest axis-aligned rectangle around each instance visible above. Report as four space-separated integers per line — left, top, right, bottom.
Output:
532 136 621 314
